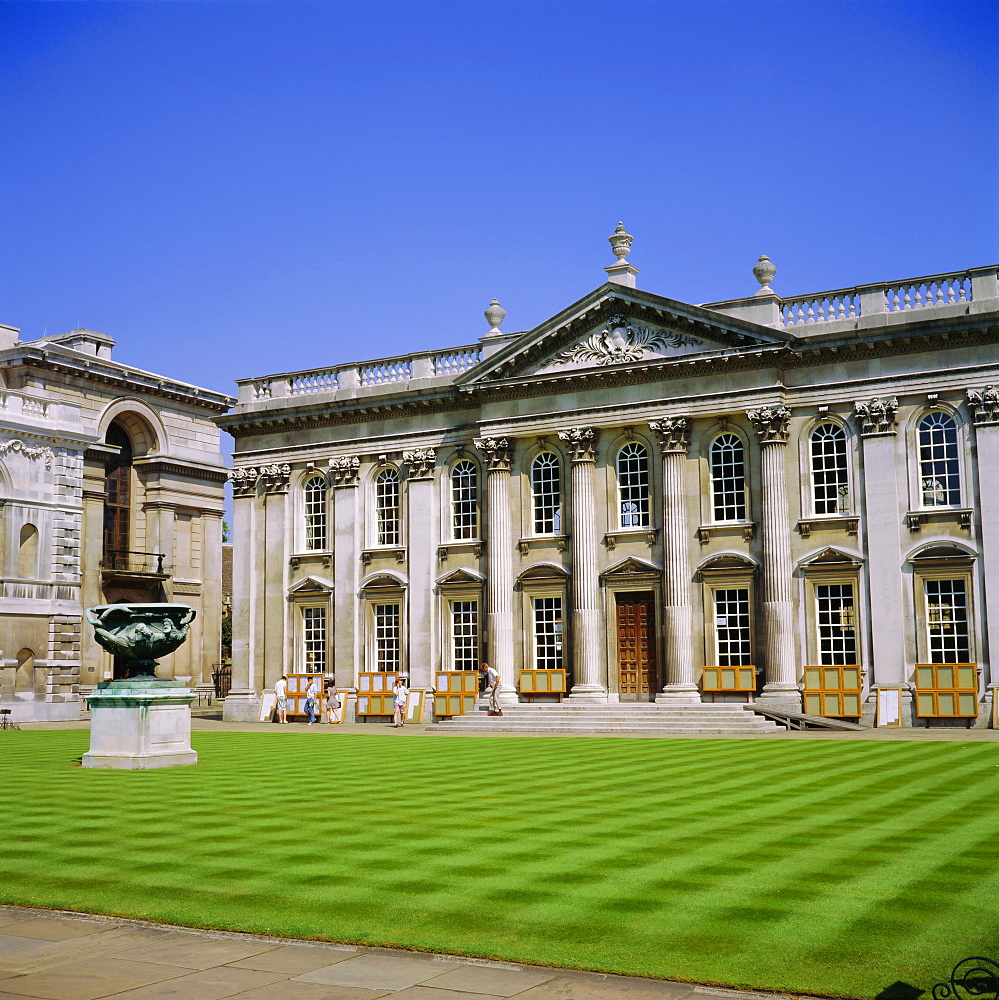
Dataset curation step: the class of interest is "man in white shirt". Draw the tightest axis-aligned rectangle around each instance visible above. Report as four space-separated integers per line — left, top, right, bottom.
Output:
483 662 502 717
274 675 288 724
305 677 321 724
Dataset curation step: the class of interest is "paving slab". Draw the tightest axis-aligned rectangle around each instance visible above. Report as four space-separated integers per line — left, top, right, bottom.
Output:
0 918 115 942
233 983 392 1000
296 954 454 990
384 987 503 1000
101 965 287 1000
106 935 279 969
513 973 696 999
227 944 359 974
0 957 188 999
419 964 557 996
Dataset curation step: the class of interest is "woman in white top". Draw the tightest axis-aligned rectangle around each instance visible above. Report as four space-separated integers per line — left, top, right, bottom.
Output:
392 677 408 728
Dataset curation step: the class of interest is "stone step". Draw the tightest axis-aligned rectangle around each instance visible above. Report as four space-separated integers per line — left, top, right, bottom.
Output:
433 724 783 735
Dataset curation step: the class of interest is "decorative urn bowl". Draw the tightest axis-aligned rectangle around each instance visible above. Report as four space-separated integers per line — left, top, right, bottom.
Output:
87 603 196 680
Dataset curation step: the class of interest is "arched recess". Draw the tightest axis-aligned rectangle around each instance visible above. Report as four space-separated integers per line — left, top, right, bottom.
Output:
15 648 35 694
97 399 167 458
18 524 38 579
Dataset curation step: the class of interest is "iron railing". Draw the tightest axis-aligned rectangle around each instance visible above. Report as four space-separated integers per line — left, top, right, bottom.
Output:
102 550 167 574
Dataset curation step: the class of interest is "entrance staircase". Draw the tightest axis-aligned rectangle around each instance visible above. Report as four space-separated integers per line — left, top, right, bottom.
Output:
430 702 785 736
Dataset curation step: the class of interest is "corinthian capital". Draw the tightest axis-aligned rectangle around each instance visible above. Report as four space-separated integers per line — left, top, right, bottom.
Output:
328 455 360 487
474 436 512 471
258 463 291 493
967 385 999 426
747 405 791 444
402 447 437 480
229 467 258 498
557 426 598 461
648 416 690 454
854 397 898 437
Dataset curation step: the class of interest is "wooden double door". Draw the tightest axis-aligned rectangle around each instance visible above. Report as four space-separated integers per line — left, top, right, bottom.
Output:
616 593 658 699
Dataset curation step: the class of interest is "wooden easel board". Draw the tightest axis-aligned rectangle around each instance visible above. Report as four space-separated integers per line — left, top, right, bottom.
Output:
405 689 426 724
259 691 277 723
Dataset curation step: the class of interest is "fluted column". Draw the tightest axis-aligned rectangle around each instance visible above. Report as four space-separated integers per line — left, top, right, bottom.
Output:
558 427 605 701
747 406 800 710
329 456 361 693
649 416 700 704
474 436 517 704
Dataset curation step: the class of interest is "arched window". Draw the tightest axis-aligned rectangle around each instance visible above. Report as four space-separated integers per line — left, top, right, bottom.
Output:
810 423 849 514
104 423 133 570
918 412 960 507
18 524 38 579
617 443 650 528
303 475 328 551
709 434 746 522
450 460 478 540
531 453 561 534
375 469 401 545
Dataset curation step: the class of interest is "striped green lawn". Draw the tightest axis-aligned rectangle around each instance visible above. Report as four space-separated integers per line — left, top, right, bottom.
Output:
2 731 998 998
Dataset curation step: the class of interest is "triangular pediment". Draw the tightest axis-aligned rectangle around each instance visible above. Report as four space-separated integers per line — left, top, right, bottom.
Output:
458 284 789 386
436 567 486 587
800 547 863 569
601 556 662 579
287 575 334 595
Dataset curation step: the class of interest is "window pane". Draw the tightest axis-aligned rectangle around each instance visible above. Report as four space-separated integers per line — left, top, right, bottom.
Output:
710 434 746 521
376 469 400 545
450 460 478 539
304 475 328 551
303 606 327 673
713 589 752 665
925 579 970 663
810 423 849 514
451 600 479 670
533 597 563 670
617 443 650 528
918 412 960 507
374 603 400 671
816 584 857 665
532 453 561 534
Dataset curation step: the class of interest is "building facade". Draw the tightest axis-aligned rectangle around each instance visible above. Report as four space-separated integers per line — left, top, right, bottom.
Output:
0 324 233 720
220 229 999 727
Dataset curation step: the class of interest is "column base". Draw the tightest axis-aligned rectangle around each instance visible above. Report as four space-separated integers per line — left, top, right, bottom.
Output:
222 688 262 722
567 684 607 704
497 683 520 707
655 684 702 706
755 683 802 714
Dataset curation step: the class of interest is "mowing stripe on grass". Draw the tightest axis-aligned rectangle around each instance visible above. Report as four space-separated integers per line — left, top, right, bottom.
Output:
2 730 998 998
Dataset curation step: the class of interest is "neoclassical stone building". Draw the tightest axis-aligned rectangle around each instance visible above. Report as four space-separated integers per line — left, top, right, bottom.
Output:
0 324 232 720
220 227 999 727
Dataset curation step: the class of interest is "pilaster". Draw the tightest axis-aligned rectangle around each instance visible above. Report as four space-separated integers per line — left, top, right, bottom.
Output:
558 427 606 701
475 436 517 704
649 416 699 704
331 457 361 691
854 397 908 720
747 405 800 711
402 448 437 691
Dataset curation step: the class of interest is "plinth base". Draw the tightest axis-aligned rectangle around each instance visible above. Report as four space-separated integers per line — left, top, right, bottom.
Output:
655 684 702 706
83 678 197 770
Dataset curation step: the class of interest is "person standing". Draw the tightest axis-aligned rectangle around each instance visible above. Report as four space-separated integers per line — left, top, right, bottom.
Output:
483 662 502 717
392 676 408 728
274 675 289 724
305 677 321 724
325 683 342 724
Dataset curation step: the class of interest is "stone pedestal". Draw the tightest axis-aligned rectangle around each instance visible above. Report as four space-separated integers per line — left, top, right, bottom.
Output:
83 679 197 769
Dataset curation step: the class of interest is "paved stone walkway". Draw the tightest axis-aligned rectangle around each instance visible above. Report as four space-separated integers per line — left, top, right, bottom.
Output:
0 906 800 1000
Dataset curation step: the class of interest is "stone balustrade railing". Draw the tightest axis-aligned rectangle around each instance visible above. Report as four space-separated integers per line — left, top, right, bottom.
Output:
780 267 993 328
238 344 483 403
0 391 51 419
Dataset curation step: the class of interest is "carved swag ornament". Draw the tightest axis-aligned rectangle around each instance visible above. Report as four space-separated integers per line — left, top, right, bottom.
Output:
0 438 54 470
547 313 703 368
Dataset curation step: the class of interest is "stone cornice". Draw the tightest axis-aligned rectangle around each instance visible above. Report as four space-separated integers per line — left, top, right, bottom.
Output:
132 458 229 484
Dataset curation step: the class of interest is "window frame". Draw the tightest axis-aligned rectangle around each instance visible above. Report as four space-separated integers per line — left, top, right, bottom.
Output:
616 442 651 529
373 467 402 547
449 459 480 541
708 433 748 523
808 422 851 516
530 451 563 536
302 473 329 552
300 604 328 674
915 410 963 510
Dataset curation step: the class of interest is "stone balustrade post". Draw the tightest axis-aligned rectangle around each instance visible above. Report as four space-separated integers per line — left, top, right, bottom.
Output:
747 405 801 711
474 436 517 704
558 427 606 701
649 416 700 704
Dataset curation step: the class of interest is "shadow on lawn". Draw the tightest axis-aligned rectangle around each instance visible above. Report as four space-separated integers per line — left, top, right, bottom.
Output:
878 954 999 1000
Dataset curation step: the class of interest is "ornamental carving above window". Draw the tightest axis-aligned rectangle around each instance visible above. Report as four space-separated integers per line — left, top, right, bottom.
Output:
546 314 702 368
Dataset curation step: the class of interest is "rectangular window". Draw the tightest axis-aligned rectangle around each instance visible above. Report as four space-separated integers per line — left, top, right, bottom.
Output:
533 596 563 671
925 579 970 663
373 603 401 671
302 606 327 673
450 461 479 539
713 589 752 665
816 584 857 665
451 600 479 671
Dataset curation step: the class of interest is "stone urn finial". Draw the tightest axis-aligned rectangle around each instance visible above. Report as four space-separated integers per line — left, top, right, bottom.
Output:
753 254 777 294
609 222 633 261
484 298 506 332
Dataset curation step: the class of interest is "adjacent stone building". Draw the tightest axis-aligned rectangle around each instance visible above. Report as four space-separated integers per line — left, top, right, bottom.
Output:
220 227 999 727
0 323 232 720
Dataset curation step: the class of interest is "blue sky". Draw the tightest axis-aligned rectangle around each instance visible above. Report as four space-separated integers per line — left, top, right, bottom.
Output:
2 1 997 399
